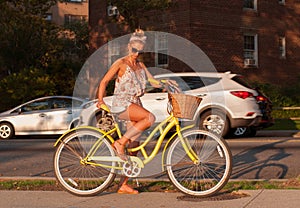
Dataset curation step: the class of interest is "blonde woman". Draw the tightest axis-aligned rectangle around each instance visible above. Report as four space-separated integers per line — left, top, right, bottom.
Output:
97 29 160 194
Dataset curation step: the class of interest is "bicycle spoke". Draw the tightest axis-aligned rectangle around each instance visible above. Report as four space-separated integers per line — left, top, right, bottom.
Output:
166 130 232 197
54 129 116 196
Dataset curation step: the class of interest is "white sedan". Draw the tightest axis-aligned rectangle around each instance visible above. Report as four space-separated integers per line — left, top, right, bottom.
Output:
0 96 87 139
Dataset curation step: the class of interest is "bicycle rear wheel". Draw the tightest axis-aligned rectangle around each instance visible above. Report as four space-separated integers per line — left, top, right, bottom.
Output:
53 128 117 196
166 130 232 197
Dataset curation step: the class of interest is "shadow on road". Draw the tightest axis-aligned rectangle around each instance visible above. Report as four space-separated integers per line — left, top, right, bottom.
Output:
231 139 291 179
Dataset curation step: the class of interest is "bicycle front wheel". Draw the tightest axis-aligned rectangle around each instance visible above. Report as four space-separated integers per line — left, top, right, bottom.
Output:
166 130 232 197
53 128 117 196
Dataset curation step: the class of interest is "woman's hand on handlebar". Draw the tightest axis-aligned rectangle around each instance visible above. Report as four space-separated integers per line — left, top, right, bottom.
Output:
148 78 181 93
162 79 181 93
96 101 110 112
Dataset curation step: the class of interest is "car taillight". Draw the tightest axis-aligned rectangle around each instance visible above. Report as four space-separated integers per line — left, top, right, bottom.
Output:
246 112 255 116
256 95 267 102
230 91 254 99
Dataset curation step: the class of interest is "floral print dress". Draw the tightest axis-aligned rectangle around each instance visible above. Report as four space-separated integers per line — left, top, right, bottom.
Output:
112 65 147 111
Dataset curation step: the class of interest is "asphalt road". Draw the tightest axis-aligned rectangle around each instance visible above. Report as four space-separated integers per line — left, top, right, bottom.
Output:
0 133 300 180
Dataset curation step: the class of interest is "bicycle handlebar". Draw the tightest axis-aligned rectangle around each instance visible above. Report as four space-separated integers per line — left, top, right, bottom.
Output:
99 103 110 112
148 78 182 94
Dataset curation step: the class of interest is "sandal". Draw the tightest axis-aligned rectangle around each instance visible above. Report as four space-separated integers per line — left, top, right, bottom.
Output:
117 184 139 194
112 140 128 161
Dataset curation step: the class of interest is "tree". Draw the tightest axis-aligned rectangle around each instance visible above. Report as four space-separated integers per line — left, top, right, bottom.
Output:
0 67 56 110
3 0 57 16
109 0 173 31
60 20 89 64
0 1 60 74
0 0 89 110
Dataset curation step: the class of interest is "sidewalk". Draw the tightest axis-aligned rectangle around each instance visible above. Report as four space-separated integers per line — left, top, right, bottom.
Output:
1 189 300 208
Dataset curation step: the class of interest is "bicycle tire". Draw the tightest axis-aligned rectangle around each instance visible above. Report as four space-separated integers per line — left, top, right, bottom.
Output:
53 128 117 196
166 130 232 197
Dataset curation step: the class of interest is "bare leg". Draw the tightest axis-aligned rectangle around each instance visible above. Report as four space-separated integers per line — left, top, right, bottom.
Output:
113 104 155 159
117 177 139 194
117 121 140 194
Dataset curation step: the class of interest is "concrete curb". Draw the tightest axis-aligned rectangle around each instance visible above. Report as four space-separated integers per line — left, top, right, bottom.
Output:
257 130 300 138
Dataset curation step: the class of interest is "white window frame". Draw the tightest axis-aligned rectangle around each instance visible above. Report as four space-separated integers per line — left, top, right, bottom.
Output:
155 33 168 67
279 36 286 59
108 40 120 66
243 0 258 11
243 34 258 67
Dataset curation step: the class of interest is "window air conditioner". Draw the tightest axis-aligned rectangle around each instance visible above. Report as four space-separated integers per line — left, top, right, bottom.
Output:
244 58 256 66
107 5 119 16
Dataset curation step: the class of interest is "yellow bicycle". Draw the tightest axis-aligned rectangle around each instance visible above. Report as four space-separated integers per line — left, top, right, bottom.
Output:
53 80 232 197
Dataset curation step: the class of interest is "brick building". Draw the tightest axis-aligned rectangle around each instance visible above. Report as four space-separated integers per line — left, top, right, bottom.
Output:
89 0 300 86
48 0 88 25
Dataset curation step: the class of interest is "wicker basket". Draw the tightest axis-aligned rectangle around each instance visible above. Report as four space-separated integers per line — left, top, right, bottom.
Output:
168 93 202 119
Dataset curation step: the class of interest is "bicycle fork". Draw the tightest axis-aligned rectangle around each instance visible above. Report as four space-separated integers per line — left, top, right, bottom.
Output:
176 125 199 163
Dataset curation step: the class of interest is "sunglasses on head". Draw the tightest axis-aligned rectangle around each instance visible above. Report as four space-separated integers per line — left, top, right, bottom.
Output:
131 47 144 54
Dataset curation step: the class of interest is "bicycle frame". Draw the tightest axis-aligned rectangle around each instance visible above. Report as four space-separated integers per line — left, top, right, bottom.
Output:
54 112 198 173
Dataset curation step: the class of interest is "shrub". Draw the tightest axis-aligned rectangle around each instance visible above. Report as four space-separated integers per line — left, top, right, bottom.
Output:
0 67 56 111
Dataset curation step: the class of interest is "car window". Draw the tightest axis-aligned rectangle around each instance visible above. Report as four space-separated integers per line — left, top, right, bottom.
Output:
145 83 164 93
165 77 192 91
231 75 253 89
201 77 221 86
147 75 221 93
163 76 221 91
22 100 49 112
50 98 84 109
72 99 84 108
50 98 72 109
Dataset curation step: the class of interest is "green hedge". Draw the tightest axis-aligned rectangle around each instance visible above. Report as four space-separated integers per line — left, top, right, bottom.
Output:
272 109 300 119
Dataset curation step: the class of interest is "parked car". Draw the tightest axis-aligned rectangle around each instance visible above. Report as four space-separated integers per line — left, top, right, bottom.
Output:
78 72 264 137
231 87 274 137
0 96 87 139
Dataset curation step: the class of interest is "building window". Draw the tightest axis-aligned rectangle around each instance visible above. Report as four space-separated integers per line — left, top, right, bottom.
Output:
243 0 257 10
155 33 168 67
244 34 258 67
279 36 286 59
108 41 120 66
66 0 86 3
279 0 285 5
64 15 87 25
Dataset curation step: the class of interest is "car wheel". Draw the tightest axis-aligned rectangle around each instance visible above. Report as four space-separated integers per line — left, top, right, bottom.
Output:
233 127 248 137
0 123 14 139
199 110 229 137
232 127 257 137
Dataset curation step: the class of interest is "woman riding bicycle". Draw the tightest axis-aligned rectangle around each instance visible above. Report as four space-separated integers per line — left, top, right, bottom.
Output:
97 29 160 194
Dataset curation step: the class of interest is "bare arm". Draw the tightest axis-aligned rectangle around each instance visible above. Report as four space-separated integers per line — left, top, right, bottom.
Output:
142 64 161 88
97 59 121 107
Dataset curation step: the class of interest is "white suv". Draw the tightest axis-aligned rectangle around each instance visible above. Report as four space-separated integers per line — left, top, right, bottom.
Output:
78 72 262 137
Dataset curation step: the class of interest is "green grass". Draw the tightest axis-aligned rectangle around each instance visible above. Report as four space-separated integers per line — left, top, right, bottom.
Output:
266 119 300 130
224 181 283 191
1 178 300 192
0 180 58 191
